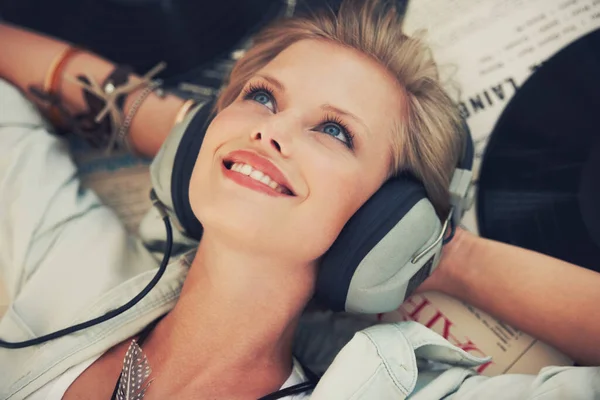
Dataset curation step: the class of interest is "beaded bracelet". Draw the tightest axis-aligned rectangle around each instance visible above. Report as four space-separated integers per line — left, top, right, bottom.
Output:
116 80 164 153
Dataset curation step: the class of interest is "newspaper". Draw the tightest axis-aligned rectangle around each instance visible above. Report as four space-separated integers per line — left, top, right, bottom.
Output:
381 0 600 376
382 292 574 376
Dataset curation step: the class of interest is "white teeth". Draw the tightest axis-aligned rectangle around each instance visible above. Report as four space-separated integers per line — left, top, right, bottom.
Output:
240 164 253 175
249 170 264 180
229 162 289 194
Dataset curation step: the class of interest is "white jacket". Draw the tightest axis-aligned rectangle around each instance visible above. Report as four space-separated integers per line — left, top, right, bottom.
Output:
1 79 599 399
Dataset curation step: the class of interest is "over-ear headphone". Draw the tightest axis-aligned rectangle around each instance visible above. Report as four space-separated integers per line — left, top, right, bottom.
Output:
169 97 474 314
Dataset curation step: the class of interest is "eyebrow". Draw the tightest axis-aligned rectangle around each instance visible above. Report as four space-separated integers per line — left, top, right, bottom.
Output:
255 73 372 137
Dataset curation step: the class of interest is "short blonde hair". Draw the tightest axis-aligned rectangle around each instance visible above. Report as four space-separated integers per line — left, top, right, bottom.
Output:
215 0 465 219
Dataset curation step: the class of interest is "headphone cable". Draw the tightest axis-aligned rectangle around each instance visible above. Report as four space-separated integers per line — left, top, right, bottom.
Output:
0 190 172 349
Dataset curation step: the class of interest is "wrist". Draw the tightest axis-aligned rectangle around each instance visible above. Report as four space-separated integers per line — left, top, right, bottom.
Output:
430 227 480 297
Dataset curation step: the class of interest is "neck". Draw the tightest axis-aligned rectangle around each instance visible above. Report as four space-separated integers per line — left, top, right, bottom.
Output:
142 231 317 396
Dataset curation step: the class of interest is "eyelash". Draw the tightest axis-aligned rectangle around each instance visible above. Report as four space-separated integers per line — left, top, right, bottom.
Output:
241 82 355 150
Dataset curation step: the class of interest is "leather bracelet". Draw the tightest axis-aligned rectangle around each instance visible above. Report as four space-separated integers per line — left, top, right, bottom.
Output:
80 65 134 139
42 46 81 125
63 62 166 152
102 65 134 113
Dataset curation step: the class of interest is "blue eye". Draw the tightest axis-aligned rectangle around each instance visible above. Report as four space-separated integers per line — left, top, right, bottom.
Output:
323 123 342 138
252 91 271 105
317 116 355 150
243 83 276 112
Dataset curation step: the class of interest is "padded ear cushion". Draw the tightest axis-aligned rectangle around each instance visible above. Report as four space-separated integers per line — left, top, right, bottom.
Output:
316 176 432 312
171 100 215 240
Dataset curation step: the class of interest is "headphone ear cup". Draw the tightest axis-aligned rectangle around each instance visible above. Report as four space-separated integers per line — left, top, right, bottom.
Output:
316 177 442 313
171 101 215 240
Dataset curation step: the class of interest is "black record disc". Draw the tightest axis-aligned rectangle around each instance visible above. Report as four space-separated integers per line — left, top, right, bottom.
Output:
477 28 600 272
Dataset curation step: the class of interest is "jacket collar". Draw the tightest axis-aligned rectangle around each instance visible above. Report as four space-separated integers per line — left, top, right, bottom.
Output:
3 254 192 399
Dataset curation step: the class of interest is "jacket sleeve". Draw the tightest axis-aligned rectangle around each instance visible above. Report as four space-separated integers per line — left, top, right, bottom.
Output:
305 317 599 400
0 79 102 303
437 365 600 400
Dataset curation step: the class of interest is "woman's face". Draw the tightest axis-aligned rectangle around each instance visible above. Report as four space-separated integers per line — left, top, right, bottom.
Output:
189 39 406 264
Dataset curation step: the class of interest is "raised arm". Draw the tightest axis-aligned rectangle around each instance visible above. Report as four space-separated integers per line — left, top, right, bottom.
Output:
0 22 186 157
419 228 600 366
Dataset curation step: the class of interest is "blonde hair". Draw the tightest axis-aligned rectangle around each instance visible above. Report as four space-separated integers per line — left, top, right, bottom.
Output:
215 0 465 219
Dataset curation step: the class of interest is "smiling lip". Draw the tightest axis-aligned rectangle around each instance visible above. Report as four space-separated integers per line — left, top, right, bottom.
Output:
222 150 296 197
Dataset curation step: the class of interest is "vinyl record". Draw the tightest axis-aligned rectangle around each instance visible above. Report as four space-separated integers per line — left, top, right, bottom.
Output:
477 28 600 272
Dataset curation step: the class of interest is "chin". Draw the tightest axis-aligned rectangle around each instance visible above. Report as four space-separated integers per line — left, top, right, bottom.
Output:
194 199 277 248
190 188 341 263
195 210 323 263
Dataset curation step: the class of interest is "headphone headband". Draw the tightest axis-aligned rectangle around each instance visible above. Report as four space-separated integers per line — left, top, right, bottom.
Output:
449 122 475 226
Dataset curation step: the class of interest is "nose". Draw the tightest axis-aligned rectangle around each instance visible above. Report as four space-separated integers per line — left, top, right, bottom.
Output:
250 131 284 153
250 114 295 156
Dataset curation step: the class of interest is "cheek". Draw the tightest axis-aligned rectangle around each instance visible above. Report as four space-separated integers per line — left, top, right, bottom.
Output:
186 112 237 221
204 106 248 145
310 150 377 213
188 153 211 225
188 104 257 192
298 162 373 255
203 101 264 147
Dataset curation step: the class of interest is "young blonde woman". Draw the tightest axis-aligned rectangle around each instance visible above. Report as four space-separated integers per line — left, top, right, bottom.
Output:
1 0 599 399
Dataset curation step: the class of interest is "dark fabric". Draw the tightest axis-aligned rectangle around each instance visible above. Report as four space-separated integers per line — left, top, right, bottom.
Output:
477 28 600 272
0 0 409 82
0 0 283 78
